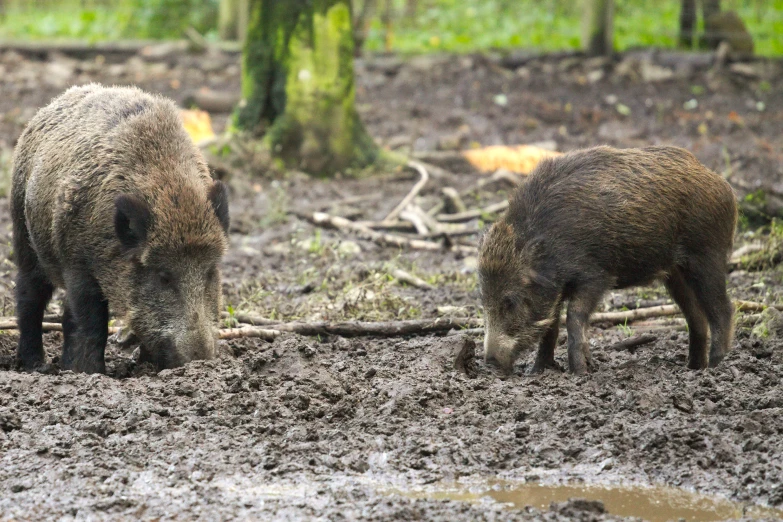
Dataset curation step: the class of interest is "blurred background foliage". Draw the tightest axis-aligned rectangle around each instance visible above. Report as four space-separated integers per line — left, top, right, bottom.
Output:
0 0 780 56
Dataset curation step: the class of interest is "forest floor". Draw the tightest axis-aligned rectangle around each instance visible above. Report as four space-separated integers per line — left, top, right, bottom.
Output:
0 46 782 520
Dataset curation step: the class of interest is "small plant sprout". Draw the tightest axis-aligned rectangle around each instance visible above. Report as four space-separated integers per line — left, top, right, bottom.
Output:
225 305 238 328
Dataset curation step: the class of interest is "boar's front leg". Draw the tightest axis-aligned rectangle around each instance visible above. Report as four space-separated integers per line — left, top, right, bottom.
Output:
16 267 55 370
529 299 563 374
60 270 109 374
565 284 604 375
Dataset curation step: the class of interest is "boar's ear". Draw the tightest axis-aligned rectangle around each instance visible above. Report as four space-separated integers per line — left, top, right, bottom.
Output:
114 194 151 250
208 180 230 235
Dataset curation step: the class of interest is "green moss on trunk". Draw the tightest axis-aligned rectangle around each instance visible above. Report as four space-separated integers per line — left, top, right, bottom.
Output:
236 0 378 176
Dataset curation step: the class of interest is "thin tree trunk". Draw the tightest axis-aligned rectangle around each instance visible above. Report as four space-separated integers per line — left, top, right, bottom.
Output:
381 0 394 52
219 0 240 40
679 0 697 48
582 0 614 56
353 0 377 56
701 0 721 48
219 0 249 41
404 0 418 20
236 0 379 175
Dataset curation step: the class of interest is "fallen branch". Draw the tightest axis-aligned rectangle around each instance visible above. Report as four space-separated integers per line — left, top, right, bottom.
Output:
383 160 429 222
590 304 681 324
266 317 483 337
398 209 430 235
218 326 280 341
440 187 467 214
428 168 521 217
301 211 474 253
735 300 783 313
609 334 657 352
0 321 63 332
436 200 509 223
391 268 434 290
730 243 765 265
407 205 444 234
221 311 280 326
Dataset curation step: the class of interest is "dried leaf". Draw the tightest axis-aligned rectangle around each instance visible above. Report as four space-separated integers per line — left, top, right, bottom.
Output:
180 109 215 146
461 144 561 174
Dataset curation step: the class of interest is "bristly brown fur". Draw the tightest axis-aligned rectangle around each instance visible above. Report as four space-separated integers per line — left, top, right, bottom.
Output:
11 84 228 372
479 145 738 375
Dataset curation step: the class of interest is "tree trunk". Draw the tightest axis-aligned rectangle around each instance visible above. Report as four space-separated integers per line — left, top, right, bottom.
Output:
701 0 721 49
236 0 378 176
582 0 614 56
679 0 696 48
219 0 249 41
353 0 377 56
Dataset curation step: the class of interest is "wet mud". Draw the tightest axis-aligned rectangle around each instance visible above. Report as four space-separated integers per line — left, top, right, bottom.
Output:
0 48 782 520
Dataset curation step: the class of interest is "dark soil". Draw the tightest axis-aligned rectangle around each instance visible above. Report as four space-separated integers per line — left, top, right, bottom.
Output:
0 46 782 521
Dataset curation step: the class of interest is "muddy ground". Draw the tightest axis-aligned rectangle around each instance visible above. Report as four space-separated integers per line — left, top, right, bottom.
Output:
0 46 782 520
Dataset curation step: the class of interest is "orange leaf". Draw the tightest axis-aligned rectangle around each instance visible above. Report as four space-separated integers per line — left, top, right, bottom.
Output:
462 145 561 174
180 109 216 146
728 111 744 126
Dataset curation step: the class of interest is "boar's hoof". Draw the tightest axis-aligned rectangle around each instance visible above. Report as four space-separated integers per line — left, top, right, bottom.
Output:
527 359 563 375
484 354 513 378
568 344 596 375
708 352 727 368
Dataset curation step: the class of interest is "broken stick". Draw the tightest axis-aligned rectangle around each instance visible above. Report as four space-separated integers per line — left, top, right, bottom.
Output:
302 211 474 253
609 334 657 352
218 326 281 341
391 268 434 290
383 160 430 222
267 317 483 337
436 200 509 223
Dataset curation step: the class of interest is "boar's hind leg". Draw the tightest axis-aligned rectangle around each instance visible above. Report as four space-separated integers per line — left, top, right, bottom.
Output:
16 266 55 370
529 299 563 374
565 285 603 375
685 257 733 368
665 266 709 369
60 271 109 374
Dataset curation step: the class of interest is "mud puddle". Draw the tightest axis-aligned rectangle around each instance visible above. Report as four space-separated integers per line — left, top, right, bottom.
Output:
388 481 783 521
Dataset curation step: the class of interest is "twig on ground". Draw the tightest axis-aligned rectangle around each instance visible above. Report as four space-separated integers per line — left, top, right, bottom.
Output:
267 317 483 337
609 334 657 352
383 160 429 223
221 311 280 326
441 187 467 214
736 313 762 326
436 200 509 223
735 300 783 313
407 205 444 234
399 209 430 235
300 211 474 253
730 243 765 265
355 220 417 232
218 326 280 341
391 268 434 290
427 168 522 217
589 304 681 324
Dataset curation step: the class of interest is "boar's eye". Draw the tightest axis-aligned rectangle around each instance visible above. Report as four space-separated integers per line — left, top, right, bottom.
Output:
157 271 174 287
206 267 217 282
502 296 517 313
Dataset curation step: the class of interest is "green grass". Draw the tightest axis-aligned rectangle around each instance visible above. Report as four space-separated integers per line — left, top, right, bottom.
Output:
0 0 780 56
362 0 783 56
0 0 219 41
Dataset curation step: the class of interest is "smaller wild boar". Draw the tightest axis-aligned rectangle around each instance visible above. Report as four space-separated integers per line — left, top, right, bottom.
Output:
11 84 230 373
479 146 737 375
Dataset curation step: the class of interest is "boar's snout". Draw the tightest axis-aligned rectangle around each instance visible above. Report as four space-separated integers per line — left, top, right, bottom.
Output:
178 324 218 363
483 323 516 376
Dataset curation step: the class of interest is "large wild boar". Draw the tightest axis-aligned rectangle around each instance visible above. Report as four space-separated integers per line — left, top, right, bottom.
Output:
11 84 229 373
479 146 737 375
